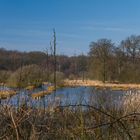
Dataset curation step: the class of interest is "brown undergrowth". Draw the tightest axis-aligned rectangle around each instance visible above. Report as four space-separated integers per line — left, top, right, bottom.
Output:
0 90 140 140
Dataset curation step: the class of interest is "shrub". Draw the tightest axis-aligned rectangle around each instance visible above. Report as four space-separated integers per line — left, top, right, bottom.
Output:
49 71 65 86
69 74 75 80
0 70 11 84
7 64 45 88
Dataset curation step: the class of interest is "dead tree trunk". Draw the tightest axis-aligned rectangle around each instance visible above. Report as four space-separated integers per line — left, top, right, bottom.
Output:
53 29 57 95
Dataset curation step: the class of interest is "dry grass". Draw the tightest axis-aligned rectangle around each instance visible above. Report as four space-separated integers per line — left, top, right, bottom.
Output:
31 86 55 99
31 90 50 99
122 90 140 113
0 90 16 99
64 79 140 90
25 86 36 91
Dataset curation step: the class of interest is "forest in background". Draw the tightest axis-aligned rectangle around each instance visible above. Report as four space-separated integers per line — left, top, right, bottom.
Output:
0 35 140 88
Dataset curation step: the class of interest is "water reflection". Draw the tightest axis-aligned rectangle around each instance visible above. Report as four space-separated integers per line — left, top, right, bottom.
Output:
1 85 135 109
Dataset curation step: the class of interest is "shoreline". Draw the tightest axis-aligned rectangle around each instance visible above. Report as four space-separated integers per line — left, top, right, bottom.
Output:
64 80 140 90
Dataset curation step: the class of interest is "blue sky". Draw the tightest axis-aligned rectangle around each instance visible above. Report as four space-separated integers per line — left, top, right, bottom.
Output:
0 0 140 55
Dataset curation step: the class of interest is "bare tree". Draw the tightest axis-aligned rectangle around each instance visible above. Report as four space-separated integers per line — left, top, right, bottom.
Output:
121 35 140 64
53 29 57 93
89 39 114 82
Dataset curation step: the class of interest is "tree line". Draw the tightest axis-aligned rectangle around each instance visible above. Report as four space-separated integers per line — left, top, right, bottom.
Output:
89 35 140 83
0 35 140 87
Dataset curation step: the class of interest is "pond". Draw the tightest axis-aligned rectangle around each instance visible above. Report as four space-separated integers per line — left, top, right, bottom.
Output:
0 86 139 108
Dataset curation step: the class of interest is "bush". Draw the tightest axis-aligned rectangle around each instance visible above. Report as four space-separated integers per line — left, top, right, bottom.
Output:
49 71 65 86
7 64 45 88
0 70 11 84
68 74 75 80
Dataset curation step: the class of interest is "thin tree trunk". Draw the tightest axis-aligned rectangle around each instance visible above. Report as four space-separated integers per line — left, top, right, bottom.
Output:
53 29 57 98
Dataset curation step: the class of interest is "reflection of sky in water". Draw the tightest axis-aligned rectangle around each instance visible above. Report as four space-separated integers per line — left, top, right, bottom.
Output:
0 86 138 108
45 87 93 105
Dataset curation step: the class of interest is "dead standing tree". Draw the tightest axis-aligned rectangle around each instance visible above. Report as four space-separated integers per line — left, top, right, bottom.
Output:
49 29 57 95
44 48 49 81
53 29 56 91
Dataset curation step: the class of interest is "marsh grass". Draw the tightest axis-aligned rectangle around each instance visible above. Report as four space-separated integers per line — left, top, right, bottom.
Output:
0 90 140 139
0 90 16 99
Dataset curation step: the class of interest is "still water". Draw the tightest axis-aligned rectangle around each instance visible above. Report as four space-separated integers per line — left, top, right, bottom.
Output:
0 86 139 108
